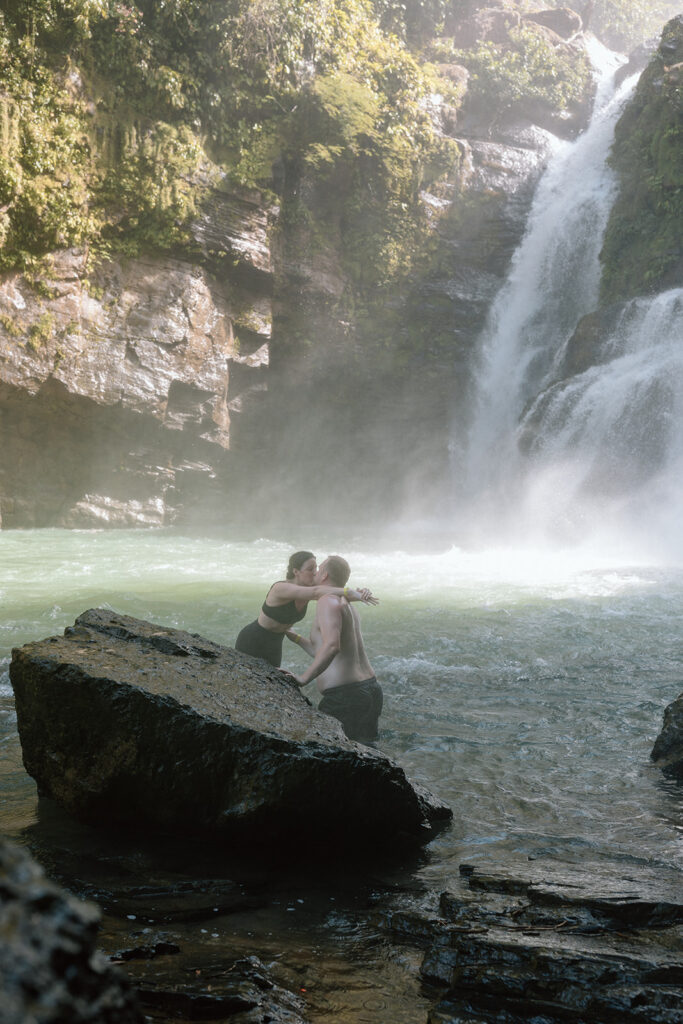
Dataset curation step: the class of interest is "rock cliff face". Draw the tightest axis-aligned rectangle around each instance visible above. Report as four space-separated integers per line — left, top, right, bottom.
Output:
0 5 603 529
600 14 683 304
0 187 273 528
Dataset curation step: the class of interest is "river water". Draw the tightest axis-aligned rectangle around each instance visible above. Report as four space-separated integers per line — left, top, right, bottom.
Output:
2 36 683 1024
2 528 681 884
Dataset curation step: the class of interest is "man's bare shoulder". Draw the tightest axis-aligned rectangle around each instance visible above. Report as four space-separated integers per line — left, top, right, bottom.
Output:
316 593 344 614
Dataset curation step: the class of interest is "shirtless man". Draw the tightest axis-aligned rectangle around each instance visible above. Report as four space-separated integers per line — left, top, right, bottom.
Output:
286 555 383 744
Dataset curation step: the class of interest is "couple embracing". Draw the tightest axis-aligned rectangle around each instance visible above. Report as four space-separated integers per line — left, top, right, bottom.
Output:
235 551 382 745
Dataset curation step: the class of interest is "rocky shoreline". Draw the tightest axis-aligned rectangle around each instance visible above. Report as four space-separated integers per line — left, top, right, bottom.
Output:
5 816 682 1024
4 613 682 1021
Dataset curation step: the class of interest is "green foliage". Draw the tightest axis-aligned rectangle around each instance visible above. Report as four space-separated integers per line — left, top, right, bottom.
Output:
95 121 207 255
303 73 380 168
0 0 459 288
0 0 593 294
545 0 683 52
453 25 592 119
0 313 22 337
0 2 218 269
600 17 683 300
27 311 55 349
370 0 449 45
0 15 95 269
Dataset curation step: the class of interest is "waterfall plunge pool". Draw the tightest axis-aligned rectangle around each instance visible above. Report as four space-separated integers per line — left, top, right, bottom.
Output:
1 528 681 1021
2 527 681 870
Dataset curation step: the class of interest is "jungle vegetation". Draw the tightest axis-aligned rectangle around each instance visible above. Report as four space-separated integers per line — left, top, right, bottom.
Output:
0 0 678 292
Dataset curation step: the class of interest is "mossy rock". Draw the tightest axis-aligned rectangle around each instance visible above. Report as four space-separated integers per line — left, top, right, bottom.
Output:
600 16 683 302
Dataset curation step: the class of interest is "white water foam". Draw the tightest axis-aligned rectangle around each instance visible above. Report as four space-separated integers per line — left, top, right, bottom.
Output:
450 40 683 562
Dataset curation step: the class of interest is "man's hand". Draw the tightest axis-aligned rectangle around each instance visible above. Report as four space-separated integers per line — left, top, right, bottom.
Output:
278 668 303 689
347 587 379 605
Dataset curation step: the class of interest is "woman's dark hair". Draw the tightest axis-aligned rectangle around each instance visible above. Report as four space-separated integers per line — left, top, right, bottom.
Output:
286 551 315 580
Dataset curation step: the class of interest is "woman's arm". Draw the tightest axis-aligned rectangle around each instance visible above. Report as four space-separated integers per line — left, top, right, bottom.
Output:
285 629 315 657
269 581 378 605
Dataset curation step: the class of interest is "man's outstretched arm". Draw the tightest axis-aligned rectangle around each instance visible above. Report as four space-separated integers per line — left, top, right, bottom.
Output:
295 597 342 687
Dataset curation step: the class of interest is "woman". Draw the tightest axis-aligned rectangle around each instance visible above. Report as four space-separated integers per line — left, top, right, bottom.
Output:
235 550 376 668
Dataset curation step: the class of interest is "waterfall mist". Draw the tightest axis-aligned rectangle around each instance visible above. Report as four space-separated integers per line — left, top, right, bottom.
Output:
452 41 683 563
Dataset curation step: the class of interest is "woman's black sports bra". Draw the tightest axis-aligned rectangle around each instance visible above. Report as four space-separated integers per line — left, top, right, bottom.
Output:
261 594 308 625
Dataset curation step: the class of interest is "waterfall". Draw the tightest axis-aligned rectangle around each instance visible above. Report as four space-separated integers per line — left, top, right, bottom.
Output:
455 41 682 558
518 288 683 554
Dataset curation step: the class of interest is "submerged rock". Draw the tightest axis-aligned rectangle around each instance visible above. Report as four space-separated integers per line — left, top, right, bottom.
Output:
0 837 142 1023
130 953 307 1024
651 690 683 778
10 609 451 848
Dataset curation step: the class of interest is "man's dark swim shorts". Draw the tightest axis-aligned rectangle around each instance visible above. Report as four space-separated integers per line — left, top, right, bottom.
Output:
318 676 383 744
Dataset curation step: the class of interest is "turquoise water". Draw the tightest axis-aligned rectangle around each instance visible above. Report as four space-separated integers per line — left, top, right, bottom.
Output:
2 528 682 886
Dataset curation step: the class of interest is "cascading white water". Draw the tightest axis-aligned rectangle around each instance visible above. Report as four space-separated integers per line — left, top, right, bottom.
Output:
517 287 683 554
453 40 683 558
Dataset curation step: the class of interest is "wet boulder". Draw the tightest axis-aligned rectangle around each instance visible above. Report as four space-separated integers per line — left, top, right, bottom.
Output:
0 837 142 1024
10 609 451 848
651 690 683 778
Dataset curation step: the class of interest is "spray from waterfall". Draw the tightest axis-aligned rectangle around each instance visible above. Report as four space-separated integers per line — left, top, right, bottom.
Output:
518 288 683 556
453 40 682 560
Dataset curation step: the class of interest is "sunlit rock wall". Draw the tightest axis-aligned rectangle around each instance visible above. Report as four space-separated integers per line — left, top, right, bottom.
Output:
0 5 608 531
0 187 273 528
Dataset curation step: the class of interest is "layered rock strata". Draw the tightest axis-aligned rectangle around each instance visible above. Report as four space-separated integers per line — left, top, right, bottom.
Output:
10 609 451 847
385 859 683 1024
0 185 273 529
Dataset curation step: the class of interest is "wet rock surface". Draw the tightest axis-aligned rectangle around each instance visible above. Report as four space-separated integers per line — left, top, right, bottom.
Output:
383 858 683 1024
17 798 438 1024
9 776 681 1024
128 953 308 1023
10 609 452 848
652 690 683 779
0 836 142 1023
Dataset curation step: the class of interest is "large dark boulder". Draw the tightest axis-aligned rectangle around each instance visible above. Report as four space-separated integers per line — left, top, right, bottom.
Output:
10 609 451 848
652 691 683 778
0 837 142 1023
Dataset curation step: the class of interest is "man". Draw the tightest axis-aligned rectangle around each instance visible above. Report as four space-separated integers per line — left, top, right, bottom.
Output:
287 555 382 744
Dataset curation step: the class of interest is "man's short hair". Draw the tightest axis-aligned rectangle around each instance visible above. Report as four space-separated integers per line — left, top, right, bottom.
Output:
324 555 350 587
